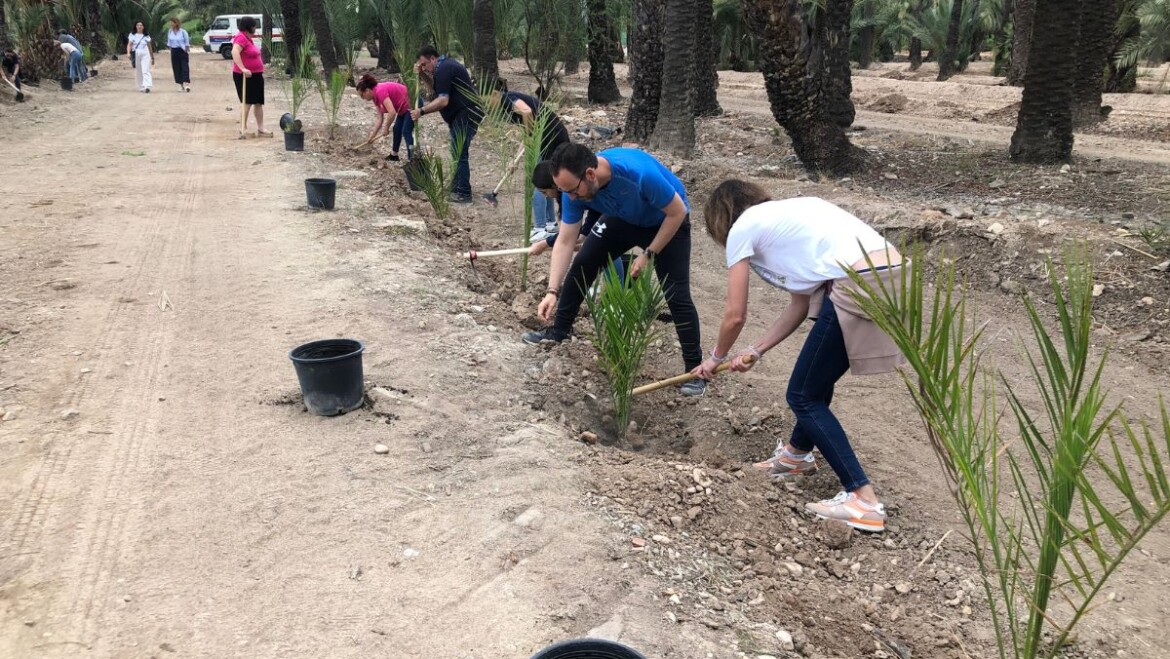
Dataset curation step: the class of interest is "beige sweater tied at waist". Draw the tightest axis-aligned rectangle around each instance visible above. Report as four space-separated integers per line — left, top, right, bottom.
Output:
806 262 910 376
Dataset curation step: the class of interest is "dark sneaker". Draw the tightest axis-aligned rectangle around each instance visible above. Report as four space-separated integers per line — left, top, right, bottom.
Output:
449 193 473 205
385 153 400 162
522 327 569 345
680 379 707 397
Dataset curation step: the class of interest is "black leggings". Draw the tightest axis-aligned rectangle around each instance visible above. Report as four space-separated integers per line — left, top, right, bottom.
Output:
553 215 703 371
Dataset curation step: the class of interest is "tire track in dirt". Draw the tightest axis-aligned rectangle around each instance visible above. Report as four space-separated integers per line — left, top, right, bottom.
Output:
66 123 206 643
4 123 197 560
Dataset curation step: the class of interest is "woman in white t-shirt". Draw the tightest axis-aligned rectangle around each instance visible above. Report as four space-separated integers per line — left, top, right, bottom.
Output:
692 179 906 533
126 21 155 93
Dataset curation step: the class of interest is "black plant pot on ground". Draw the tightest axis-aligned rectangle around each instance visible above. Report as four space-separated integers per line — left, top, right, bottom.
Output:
60 77 73 91
304 177 336 210
284 130 304 152
529 639 646 659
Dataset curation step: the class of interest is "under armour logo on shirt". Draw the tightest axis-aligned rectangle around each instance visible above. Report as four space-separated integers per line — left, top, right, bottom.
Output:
592 221 607 238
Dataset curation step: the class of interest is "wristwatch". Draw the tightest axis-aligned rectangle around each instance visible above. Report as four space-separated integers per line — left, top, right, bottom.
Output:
644 249 658 260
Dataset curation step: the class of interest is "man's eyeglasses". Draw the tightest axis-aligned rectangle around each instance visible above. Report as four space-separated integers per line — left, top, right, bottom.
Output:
557 173 588 196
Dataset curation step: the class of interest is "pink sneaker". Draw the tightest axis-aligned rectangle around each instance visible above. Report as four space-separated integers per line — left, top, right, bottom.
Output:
805 491 886 532
752 451 819 480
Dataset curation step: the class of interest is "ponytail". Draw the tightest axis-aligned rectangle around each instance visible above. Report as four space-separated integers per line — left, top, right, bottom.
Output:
356 73 378 93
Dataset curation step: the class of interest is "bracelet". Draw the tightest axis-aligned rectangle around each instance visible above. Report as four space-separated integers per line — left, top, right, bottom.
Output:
709 347 728 364
745 346 763 362
547 289 560 298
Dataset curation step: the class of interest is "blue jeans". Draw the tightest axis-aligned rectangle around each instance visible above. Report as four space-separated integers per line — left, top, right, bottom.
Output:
532 189 555 229
391 112 414 156
786 295 870 492
448 113 477 197
68 52 87 82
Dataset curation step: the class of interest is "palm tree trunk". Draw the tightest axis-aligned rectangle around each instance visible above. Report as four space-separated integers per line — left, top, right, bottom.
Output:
307 0 340 77
21 10 60 83
817 0 855 128
280 0 304 74
610 22 625 63
938 0 965 80
1071 0 1120 126
961 0 983 70
564 21 585 76
857 0 875 69
742 0 865 176
649 0 701 156
262 9 273 64
0 2 7 51
376 22 399 72
587 0 622 103
909 37 923 70
1006 0 1035 86
1009 0 1083 163
473 0 499 82
85 0 105 58
624 0 665 142
693 0 722 116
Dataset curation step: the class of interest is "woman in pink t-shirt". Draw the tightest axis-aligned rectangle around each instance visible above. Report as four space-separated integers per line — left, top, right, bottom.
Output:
355 73 413 161
230 16 269 138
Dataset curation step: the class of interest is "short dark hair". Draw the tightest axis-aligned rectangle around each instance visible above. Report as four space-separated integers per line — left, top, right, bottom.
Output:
550 143 597 177
417 45 439 59
532 161 555 190
238 16 258 33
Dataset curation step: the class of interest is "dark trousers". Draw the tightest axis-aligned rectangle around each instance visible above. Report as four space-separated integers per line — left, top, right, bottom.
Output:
391 112 415 156
553 215 703 371
170 47 189 84
447 112 477 197
786 295 870 491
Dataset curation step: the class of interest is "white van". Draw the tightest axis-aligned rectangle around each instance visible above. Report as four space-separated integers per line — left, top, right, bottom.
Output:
203 14 283 59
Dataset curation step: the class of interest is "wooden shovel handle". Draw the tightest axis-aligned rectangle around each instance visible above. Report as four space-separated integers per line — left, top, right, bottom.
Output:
462 247 532 260
632 355 755 396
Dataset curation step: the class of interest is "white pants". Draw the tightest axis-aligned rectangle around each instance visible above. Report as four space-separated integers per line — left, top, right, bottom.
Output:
135 51 153 90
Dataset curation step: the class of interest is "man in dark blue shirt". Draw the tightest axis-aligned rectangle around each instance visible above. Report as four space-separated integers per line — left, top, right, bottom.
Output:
411 46 481 204
522 144 706 396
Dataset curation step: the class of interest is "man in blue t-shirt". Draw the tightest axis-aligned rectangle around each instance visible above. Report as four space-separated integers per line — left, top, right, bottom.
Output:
411 45 482 204
522 144 706 396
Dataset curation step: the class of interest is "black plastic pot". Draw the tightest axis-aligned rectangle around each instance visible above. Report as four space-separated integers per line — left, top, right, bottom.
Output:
305 177 336 210
60 77 73 91
289 339 365 416
284 130 305 152
530 640 646 659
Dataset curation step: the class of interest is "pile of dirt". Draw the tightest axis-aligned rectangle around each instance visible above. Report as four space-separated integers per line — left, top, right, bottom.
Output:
865 93 910 114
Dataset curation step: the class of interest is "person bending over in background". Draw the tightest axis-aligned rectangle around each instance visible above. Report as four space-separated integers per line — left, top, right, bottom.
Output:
694 179 909 533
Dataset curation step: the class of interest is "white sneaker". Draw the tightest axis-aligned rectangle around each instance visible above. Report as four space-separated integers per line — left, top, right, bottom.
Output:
529 228 550 244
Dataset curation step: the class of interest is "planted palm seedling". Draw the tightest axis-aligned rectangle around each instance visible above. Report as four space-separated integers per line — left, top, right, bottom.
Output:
318 68 349 140
409 130 468 221
585 259 667 440
848 247 1170 659
517 101 556 291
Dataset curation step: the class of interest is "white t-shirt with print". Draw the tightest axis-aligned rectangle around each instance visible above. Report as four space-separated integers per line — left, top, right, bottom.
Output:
128 34 152 53
724 197 889 293
60 42 78 55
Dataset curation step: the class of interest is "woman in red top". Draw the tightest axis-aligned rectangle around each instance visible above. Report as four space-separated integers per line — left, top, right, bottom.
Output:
230 16 269 138
355 73 413 161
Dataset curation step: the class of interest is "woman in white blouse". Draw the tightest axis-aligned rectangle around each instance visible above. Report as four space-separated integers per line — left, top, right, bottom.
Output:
126 21 155 93
166 17 191 92
693 179 907 533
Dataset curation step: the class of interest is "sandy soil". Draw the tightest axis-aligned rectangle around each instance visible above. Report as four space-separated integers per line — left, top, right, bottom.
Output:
1 54 1168 659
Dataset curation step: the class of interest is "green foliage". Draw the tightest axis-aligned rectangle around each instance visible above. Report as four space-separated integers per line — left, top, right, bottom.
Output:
318 67 349 139
518 97 556 290
714 0 758 71
847 248 1170 659
285 41 316 130
522 0 580 96
1137 218 1170 256
325 0 372 71
1117 0 1170 72
408 129 469 221
586 259 668 440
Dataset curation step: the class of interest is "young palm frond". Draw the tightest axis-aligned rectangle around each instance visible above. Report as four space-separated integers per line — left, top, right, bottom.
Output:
846 248 1170 659
285 41 316 131
586 259 667 440
317 68 349 139
409 129 469 221
1116 0 1170 92
518 99 556 290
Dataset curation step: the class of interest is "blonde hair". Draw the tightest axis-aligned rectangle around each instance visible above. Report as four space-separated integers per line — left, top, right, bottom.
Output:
703 179 772 246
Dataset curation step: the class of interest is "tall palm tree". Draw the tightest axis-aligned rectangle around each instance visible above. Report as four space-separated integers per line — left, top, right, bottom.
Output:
0 2 9 49
85 0 105 57
649 0 701 155
743 0 865 175
308 0 340 76
587 0 622 103
938 0 966 80
694 0 722 116
816 0 856 128
1009 0 1083 163
1072 0 1121 126
625 0 665 142
1006 0 1034 85
280 0 304 74
473 0 499 82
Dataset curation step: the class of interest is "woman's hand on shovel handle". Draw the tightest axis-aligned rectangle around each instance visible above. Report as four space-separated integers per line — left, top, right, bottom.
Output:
730 349 760 373
240 67 252 78
691 358 723 380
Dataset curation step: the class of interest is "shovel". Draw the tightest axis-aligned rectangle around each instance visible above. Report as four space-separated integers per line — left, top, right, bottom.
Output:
352 133 388 150
2 77 25 102
461 246 531 261
632 356 756 396
482 145 527 207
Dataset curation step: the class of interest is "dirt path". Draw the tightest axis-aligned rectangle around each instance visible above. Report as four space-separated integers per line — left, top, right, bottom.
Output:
0 56 735 658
